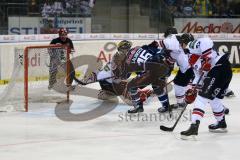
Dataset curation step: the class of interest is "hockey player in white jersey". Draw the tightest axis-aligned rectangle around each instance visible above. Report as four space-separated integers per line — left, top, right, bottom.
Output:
158 32 191 113
180 37 232 139
169 33 195 109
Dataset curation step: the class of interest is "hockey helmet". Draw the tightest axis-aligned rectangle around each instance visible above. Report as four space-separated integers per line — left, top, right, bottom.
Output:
58 28 68 41
180 33 194 45
58 28 68 36
164 26 178 38
117 40 132 52
148 40 159 48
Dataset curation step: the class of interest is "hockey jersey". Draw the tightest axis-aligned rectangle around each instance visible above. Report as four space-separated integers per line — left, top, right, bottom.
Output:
160 34 190 73
187 37 224 85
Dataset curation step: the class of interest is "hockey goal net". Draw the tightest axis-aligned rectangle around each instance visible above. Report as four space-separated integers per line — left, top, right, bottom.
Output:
0 45 71 112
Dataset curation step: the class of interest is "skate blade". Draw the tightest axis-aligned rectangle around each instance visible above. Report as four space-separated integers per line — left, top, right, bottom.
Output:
225 93 235 98
127 110 144 114
209 128 228 133
180 135 197 141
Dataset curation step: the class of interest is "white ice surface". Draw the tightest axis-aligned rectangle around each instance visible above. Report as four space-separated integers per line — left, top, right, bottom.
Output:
0 74 240 160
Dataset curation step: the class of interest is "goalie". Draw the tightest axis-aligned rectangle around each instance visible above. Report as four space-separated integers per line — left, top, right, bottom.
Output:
84 40 173 114
83 40 133 100
83 40 156 103
48 28 84 90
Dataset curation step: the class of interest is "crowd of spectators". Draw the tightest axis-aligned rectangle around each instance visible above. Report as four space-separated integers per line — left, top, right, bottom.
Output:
41 0 96 18
163 0 238 17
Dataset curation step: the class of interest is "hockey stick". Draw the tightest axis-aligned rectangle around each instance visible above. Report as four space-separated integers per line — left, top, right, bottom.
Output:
165 79 172 117
74 75 115 86
160 73 204 132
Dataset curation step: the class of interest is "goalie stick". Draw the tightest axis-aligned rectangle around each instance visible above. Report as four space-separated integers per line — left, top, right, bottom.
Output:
160 72 204 132
74 75 115 86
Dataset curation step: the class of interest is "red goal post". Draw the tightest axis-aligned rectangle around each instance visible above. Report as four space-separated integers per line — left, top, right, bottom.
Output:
24 45 71 112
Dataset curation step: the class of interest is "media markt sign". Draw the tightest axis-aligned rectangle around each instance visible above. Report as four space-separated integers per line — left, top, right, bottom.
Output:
174 18 240 33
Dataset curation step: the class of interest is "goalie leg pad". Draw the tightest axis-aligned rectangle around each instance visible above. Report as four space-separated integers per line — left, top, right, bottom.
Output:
98 90 116 100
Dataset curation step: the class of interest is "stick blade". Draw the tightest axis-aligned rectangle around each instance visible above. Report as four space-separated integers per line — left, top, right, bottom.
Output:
160 125 174 132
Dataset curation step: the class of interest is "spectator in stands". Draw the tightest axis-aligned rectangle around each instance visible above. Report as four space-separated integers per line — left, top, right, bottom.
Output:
193 0 213 16
218 3 233 17
164 0 178 6
41 0 54 33
64 0 74 14
229 0 239 15
210 0 233 17
52 0 64 15
163 0 182 17
181 0 195 16
89 0 96 8
29 0 38 13
79 0 93 17
42 0 53 18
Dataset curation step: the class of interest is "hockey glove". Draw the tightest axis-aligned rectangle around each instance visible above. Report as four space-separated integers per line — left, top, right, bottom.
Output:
138 88 153 103
201 61 211 71
185 89 197 104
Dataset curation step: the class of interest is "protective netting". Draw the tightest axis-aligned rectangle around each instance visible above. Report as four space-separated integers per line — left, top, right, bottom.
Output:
0 46 70 112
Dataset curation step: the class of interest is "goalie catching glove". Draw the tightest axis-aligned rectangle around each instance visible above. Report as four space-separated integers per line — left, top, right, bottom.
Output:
185 88 198 104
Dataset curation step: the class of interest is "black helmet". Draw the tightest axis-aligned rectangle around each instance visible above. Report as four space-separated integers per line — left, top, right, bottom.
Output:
180 33 194 44
148 40 159 48
164 26 178 38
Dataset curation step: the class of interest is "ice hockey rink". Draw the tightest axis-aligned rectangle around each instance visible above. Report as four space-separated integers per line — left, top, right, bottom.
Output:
0 74 239 160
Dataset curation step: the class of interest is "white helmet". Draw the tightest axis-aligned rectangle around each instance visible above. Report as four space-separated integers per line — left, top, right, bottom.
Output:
188 37 213 66
188 37 213 56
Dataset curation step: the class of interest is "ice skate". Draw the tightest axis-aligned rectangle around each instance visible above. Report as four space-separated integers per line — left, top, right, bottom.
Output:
128 103 144 114
224 90 235 98
158 104 171 113
181 120 200 140
209 116 228 133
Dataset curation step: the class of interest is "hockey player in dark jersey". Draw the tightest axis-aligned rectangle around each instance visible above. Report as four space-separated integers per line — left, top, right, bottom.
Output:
84 40 171 113
125 27 178 113
180 37 232 140
48 28 81 90
133 26 178 114
122 41 171 113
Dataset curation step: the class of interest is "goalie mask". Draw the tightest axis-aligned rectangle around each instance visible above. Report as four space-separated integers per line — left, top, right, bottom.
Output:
188 37 213 66
117 40 132 53
58 28 68 41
